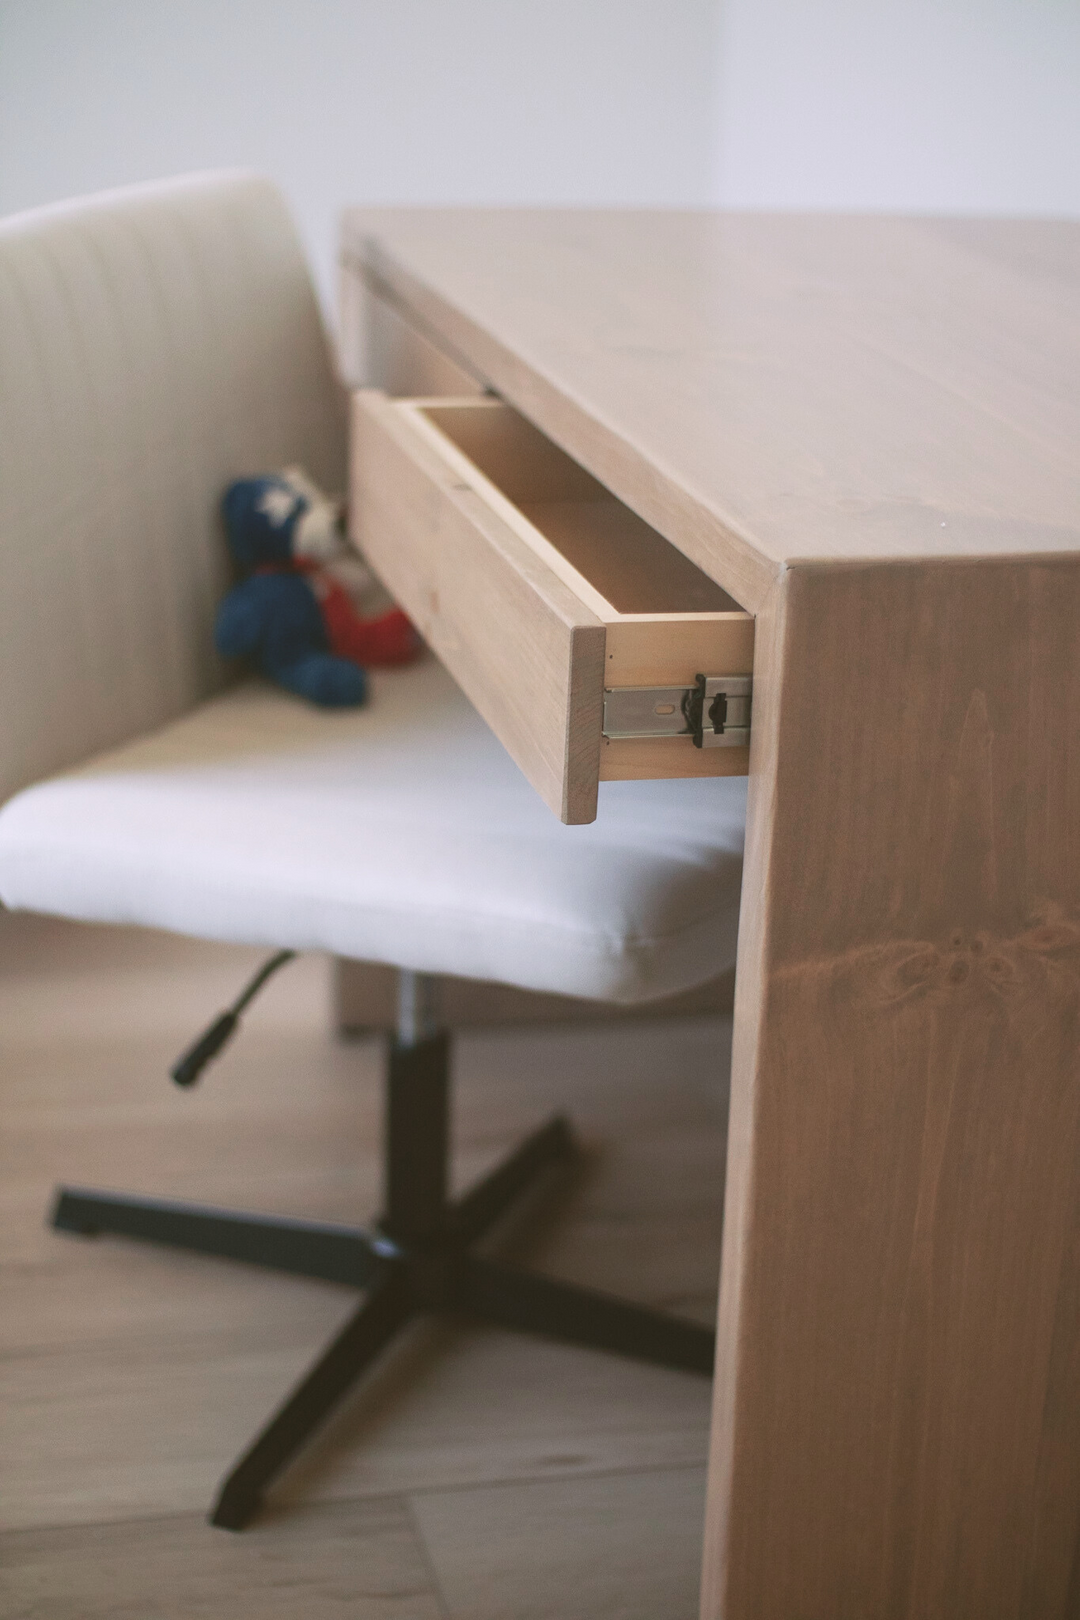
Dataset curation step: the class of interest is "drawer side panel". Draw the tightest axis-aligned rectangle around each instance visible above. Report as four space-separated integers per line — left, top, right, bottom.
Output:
351 391 605 823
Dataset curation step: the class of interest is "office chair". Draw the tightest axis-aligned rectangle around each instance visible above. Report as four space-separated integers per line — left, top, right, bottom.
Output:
0 173 747 1531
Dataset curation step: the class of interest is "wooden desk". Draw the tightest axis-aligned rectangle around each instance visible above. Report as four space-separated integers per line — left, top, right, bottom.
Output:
340 210 1080 1619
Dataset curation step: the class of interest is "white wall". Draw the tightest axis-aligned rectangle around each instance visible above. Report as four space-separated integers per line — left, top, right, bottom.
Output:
716 0 1080 215
0 0 721 316
2 0 1075 321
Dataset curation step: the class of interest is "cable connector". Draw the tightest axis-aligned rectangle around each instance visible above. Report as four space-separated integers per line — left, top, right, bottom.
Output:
170 949 297 1088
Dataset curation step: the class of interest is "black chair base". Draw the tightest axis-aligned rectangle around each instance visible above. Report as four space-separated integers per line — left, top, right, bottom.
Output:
50 1030 715 1531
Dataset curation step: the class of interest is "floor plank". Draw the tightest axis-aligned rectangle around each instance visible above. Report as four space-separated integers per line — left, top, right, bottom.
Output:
410 1466 706 1620
0 1497 447 1620
0 912 728 1610
274 1321 713 1513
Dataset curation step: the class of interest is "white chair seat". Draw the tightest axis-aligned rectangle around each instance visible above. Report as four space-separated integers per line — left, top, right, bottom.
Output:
0 658 746 1004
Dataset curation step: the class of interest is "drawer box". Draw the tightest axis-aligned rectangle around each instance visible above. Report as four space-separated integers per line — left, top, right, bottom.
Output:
350 392 754 824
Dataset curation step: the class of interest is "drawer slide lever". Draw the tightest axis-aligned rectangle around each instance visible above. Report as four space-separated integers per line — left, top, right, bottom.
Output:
603 674 752 748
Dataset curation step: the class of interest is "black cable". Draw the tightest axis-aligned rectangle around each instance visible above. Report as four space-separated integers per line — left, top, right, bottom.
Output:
170 949 297 1088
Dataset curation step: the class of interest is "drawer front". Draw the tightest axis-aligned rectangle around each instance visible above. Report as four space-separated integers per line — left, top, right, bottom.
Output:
350 391 754 824
352 391 606 823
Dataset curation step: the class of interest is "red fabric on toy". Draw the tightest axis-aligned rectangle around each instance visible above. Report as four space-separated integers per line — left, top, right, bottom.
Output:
254 560 420 669
318 576 419 667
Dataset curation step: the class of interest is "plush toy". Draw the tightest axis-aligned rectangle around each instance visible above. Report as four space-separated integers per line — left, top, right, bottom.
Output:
214 467 418 707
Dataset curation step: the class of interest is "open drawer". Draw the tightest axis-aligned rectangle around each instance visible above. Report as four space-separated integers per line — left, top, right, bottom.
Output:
350 392 754 824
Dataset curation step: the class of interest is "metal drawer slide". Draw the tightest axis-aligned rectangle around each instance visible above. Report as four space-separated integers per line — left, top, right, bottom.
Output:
603 675 752 749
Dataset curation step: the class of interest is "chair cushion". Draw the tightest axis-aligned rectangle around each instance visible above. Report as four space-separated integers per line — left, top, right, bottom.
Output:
0 660 746 1004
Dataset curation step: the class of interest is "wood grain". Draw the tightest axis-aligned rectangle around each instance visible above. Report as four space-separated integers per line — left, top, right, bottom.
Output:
413 398 745 621
0 1497 445 1620
603 615 754 686
351 393 754 804
416 400 736 612
519 499 734 616
600 615 755 781
599 737 749 782
704 556 1080 1620
350 390 606 823
411 1465 707 1620
0 911 725 1614
342 211 1080 613
342 208 1080 1613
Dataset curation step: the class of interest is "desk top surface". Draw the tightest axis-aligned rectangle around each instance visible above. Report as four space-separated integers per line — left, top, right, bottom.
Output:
342 208 1080 611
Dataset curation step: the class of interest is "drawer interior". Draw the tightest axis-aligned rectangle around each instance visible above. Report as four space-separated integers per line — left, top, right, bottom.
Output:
363 391 755 802
420 401 744 617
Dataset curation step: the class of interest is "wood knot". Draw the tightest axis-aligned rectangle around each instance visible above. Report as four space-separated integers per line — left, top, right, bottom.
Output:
895 949 940 986
1021 923 1080 956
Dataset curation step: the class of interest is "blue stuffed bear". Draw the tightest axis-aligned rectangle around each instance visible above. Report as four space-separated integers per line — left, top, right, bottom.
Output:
215 467 416 707
215 567 368 708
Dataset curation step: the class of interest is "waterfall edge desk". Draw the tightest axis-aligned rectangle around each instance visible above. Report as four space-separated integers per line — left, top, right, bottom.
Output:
340 210 1080 1620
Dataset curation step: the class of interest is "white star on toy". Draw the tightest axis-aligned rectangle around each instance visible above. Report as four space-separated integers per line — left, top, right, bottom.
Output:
256 486 299 527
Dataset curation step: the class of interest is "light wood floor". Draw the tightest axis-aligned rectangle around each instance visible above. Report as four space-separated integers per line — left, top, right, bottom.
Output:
0 912 730 1619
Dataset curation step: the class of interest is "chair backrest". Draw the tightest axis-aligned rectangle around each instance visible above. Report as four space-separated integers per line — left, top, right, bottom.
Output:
0 171 347 803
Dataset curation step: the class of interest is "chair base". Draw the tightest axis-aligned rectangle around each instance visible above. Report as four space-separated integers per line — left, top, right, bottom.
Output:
49 1030 715 1531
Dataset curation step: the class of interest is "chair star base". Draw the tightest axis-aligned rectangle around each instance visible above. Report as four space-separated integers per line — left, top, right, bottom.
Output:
49 1030 715 1531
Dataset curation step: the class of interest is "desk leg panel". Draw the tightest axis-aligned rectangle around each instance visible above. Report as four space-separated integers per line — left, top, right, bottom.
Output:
703 558 1080 1620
